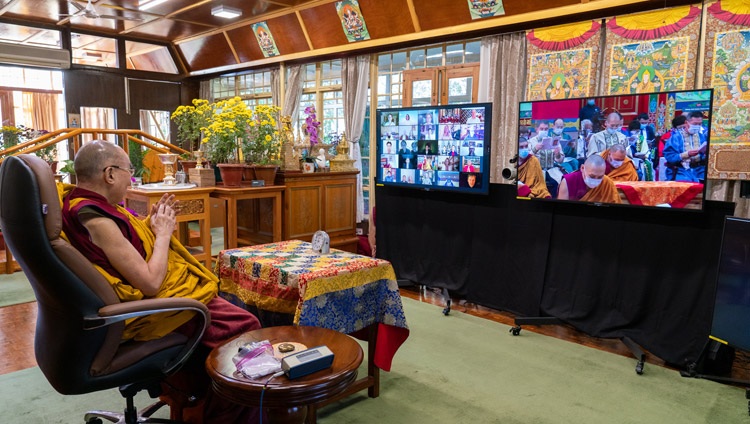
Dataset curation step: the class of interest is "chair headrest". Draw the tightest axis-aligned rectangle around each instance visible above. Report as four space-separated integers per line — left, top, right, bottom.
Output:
17 154 63 241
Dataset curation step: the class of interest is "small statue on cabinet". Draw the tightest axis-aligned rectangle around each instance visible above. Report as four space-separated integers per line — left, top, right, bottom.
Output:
315 148 327 170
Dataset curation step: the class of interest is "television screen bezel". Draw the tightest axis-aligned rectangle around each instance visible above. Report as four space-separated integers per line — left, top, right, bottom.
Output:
515 88 714 212
375 102 492 195
710 216 750 352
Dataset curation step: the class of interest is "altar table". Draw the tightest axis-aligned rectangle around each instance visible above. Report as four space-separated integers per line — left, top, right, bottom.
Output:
216 240 409 397
616 181 704 209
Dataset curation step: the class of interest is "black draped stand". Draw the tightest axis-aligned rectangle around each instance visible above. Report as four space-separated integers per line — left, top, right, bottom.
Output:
376 183 734 368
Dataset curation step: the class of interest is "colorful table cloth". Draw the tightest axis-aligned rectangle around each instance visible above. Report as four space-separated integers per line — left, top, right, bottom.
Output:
216 239 409 371
616 181 703 208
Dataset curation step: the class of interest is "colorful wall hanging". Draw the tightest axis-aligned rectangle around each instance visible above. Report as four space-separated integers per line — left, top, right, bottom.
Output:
336 0 371 42
704 0 750 179
526 21 602 101
603 5 701 95
252 22 280 58
467 0 505 20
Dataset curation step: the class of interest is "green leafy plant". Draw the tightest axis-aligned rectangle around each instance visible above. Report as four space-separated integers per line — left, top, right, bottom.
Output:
201 97 253 164
60 159 75 175
171 99 210 151
242 104 282 165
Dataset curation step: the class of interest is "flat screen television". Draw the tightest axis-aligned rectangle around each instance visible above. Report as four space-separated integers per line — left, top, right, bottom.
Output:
375 103 492 195
514 89 713 210
710 217 750 352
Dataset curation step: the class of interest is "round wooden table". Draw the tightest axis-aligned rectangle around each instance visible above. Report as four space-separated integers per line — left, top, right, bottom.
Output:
206 325 363 424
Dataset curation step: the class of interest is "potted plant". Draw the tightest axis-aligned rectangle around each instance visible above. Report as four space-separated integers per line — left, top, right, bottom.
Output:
171 98 210 153
242 104 282 185
34 143 58 172
60 159 76 184
202 97 253 186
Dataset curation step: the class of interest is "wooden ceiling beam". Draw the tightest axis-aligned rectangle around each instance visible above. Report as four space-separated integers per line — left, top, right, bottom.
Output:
295 10 314 51
188 0 671 76
406 0 421 32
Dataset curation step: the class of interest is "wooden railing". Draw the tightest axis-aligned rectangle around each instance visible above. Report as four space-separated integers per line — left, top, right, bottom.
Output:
0 128 190 163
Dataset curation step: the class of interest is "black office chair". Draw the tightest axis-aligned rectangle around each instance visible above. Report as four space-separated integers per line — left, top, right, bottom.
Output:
0 154 209 424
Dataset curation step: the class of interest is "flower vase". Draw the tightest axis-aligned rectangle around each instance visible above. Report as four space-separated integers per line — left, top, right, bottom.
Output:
217 163 243 187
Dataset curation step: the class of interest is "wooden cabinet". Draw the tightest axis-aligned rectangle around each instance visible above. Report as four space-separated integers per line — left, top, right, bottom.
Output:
276 171 359 253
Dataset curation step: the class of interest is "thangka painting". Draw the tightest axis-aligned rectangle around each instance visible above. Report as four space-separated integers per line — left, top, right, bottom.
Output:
603 5 701 95
335 0 370 42
705 1 750 145
526 21 602 101
467 0 505 20
251 22 280 58
703 0 750 179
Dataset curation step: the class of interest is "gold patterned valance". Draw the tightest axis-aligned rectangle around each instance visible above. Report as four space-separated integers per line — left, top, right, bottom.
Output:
607 5 701 40
708 0 750 26
526 21 601 51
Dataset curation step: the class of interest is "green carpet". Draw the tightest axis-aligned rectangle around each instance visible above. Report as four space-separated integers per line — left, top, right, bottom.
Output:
0 271 35 307
0 297 746 423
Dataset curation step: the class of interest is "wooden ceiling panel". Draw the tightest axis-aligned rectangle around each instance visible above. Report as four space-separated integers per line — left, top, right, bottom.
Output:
356 0 414 38
127 18 214 41
266 13 310 54
298 3 348 50
172 0 287 26
5 0 68 23
410 0 472 31
226 26 264 64
177 32 236 72
102 0 201 16
227 13 310 63
503 0 581 16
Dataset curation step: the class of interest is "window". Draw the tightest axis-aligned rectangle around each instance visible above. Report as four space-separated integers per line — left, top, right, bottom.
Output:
125 41 178 74
71 33 117 68
211 68 274 106
139 110 171 141
294 60 343 144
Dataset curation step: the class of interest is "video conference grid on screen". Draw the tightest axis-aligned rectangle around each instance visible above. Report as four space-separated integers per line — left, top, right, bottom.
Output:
377 104 491 194
515 89 713 210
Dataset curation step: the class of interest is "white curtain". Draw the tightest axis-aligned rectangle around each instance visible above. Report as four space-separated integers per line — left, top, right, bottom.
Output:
342 55 370 222
282 65 304 123
479 32 527 183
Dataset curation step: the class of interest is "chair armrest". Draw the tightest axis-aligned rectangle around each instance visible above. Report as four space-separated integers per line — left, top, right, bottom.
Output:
84 298 209 329
85 298 211 375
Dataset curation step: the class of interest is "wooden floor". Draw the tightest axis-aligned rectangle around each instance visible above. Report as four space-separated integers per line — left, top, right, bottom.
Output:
2 283 747 382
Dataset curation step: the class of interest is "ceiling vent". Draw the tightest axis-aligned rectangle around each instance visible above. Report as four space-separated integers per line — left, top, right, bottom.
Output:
0 42 71 69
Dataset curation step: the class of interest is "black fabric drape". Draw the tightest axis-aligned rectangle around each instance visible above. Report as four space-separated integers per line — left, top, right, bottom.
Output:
377 183 734 366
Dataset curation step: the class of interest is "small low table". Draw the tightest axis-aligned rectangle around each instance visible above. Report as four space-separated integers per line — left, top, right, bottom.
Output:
206 325 364 424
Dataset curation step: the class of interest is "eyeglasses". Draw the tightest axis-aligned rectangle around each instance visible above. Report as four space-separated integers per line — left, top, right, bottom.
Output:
103 165 135 176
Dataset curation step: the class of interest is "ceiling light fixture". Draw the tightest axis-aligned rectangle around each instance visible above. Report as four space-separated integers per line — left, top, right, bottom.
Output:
139 0 169 11
211 5 242 19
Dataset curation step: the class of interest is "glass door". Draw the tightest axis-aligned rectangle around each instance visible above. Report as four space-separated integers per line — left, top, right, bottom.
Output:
403 68 438 107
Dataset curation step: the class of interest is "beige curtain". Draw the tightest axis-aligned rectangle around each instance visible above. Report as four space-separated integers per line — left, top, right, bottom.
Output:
342 55 370 222
707 180 750 218
22 92 59 131
271 68 281 108
199 80 212 103
479 32 527 183
81 107 116 144
281 65 304 124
